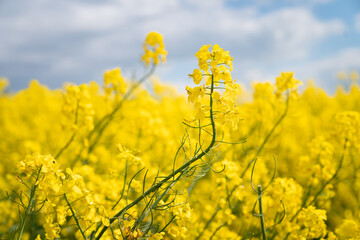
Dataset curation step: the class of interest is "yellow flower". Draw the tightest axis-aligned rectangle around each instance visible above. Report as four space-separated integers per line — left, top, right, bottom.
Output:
43 220 61 240
189 69 203 85
104 68 127 95
297 206 327 239
186 85 205 103
335 220 360 239
212 91 221 101
335 111 360 147
326 232 338 240
195 44 211 72
275 71 302 97
253 82 275 101
141 32 167 66
122 226 143 240
56 206 68 225
0 77 9 92
149 232 165 240
62 83 95 131
194 101 205 121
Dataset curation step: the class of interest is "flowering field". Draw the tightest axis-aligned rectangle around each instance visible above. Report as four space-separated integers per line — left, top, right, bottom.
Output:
1 32 360 240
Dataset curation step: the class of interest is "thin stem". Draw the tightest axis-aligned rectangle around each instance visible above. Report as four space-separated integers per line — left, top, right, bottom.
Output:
209 224 225 240
16 168 41 240
159 215 176 233
241 95 289 178
258 185 267 240
134 174 182 230
112 160 128 210
87 64 156 155
55 100 79 159
94 73 217 240
196 206 220 240
64 194 87 240
55 133 76 159
290 139 348 222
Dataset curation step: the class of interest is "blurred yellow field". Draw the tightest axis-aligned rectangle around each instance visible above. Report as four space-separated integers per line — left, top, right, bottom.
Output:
1 32 360 240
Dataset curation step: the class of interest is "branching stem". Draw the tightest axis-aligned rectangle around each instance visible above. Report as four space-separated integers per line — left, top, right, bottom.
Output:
64 193 87 240
94 73 217 240
16 168 41 240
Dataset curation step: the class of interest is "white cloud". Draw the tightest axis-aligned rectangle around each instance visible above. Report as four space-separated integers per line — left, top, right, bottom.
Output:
295 47 360 86
0 0 349 90
236 47 360 93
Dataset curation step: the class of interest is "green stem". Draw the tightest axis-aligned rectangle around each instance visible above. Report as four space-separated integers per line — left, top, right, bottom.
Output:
87 64 156 155
290 139 348 222
17 168 41 240
55 100 79 159
94 74 217 240
209 224 225 240
55 133 76 159
241 96 289 178
258 185 267 240
64 194 87 240
196 206 220 240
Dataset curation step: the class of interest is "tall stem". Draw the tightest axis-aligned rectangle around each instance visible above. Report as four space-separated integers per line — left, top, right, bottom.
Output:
258 185 267 240
87 64 156 155
241 94 289 178
64 194 87 240
17 168 41 240
94 74 217 240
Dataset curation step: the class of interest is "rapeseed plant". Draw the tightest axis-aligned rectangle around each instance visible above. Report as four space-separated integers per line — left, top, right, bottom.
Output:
0 32 360 240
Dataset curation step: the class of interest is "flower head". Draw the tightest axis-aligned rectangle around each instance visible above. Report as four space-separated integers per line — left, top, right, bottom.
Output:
275 72 302 98
104 68 127 96
141 32 167 66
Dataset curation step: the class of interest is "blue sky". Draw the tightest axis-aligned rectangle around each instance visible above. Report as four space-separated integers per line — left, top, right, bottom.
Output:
0 0 359 93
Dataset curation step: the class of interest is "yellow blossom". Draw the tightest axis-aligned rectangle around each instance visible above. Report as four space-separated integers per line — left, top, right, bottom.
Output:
141 32 167 66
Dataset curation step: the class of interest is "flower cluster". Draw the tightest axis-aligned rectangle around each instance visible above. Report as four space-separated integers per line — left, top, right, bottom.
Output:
2 33 360 240
0 77 8 92
335 111 360 148
335 219 360 239
62 84 94 131
103 68 127 97
141 32 167 66
15 153 113 239
275 71 302 98
186 44 241 126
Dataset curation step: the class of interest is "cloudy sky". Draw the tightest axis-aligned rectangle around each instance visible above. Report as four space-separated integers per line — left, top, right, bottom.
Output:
0 0 359 93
